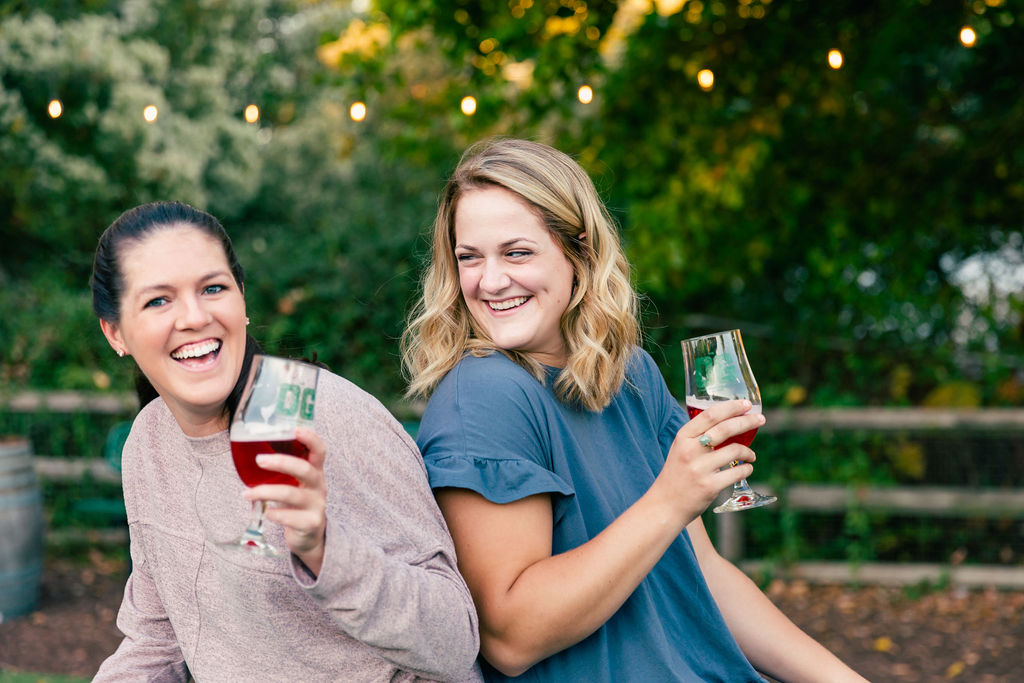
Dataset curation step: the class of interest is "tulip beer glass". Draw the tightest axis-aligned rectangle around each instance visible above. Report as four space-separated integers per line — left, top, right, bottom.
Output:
218 354 319 555
681 329 777 513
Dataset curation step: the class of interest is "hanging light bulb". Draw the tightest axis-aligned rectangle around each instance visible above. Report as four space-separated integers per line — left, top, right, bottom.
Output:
577 84 594 104
827 49 844 69
143 105 159 123
350 101 367 122
244 104 260 123
959 26 977 47
47 99 63 118
461 95 477 116
697 69 714 91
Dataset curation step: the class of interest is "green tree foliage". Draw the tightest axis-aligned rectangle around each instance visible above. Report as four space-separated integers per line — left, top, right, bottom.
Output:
0 0 442 400
1 0 1021 412
0 1 271 280
589 0 1023 408
368 0 1024 407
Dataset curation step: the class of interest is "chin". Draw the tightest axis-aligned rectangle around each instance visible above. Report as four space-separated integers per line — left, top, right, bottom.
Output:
169 377 236 410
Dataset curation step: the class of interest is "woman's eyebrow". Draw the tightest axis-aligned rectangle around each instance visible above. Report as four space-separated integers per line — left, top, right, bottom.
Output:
455 237 539 250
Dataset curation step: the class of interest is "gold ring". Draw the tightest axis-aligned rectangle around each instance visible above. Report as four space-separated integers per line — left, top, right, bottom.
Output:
698 434 714 449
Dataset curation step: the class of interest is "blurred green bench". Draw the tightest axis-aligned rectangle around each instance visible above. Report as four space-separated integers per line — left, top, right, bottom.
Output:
71 422 130 525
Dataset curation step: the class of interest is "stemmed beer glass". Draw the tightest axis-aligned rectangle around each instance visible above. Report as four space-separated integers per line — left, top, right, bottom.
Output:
681 329 777 513
218 354 320 556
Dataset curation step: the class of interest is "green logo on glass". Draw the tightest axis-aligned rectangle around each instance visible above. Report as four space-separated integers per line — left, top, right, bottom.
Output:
277 384 316 420
697 354 744 396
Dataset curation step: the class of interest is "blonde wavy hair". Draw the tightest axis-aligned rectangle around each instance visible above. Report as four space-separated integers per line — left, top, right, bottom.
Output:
401 138 639 412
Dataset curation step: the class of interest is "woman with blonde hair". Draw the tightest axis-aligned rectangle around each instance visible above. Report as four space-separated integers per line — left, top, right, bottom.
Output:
403 138 866 682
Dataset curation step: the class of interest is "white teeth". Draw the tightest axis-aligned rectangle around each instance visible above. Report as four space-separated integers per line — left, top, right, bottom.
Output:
488 296 528 311
171 340 221 360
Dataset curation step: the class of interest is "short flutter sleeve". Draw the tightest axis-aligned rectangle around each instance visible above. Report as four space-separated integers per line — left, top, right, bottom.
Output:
417 354 576 505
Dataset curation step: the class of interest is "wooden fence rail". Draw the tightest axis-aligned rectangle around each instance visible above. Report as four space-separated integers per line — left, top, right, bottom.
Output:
5 391 1024 588
716 407 1024 588
7 392 1023 428
3 390 138 414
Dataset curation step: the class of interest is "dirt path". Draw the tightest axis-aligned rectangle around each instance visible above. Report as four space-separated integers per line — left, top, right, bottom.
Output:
1 552 1020 681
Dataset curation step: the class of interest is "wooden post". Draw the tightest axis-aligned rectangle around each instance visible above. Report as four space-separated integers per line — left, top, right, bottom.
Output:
715 505 744 562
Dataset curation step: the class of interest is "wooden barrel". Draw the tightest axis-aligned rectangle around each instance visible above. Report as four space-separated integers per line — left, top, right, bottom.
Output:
0 438 45 621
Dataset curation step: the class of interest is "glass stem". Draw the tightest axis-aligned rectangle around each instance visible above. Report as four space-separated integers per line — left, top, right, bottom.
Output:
732 478 756 494
243 500 267 540
728 460 754 493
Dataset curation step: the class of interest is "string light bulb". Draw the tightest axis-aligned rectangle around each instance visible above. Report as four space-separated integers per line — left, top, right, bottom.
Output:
577 84 594 104
143 105 159 123
460 95 477 116
697 69 714 91
244 104 260 123
47 99 63 119
350 101 367 122
959 26 977 47
827 49 843 69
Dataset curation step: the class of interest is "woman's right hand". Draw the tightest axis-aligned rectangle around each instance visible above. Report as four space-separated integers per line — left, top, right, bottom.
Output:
656 399 765 522
244 426 328 574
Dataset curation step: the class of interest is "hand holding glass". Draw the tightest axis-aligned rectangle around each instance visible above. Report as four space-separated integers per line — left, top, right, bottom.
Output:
218 354 320 555
681 329 777 513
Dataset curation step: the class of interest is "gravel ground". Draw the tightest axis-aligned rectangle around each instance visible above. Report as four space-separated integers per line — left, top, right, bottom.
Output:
1 550 1021 681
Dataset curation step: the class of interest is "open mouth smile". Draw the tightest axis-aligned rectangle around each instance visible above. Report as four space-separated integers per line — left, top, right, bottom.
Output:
487 296 530 312
170 339 222 367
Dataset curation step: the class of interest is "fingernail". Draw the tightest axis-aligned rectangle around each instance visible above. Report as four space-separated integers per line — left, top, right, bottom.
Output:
758 414 766 424
256 454 270 465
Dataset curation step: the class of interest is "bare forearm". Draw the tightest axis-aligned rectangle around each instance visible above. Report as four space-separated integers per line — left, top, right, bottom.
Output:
481 488 686 673
700 553 867 683
451 402 765 675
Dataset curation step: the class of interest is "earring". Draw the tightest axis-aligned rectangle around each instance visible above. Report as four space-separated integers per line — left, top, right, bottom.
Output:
245 317 251 326
117 349 125 357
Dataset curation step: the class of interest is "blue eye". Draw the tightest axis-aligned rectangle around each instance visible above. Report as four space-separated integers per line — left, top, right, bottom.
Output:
144 297 167 309
456 253 477 263
204 284 226 295
507 250 532 258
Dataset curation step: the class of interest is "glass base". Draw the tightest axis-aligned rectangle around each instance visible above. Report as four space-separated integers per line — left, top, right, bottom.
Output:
713 489 777 514
216 529 281 557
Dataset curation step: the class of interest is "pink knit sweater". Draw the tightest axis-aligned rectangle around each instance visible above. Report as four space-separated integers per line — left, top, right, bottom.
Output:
94 371 482 682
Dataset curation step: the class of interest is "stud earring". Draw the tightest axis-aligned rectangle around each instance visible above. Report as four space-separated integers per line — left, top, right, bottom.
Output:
117 349 125 357
245 317 251 326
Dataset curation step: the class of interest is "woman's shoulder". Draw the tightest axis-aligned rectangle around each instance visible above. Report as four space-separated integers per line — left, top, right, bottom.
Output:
316 368 375 403
421 353 551 426
625 345 664 382
119 398 188 491
128 396 177 442
435 351 548 400
315 369 400 422
305 370 422 471
451 350 536 380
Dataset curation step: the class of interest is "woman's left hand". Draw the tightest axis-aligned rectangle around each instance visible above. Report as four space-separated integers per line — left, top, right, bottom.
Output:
244 426 327 575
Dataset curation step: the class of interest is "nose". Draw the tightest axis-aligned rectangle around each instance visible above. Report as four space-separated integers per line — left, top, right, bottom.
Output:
175 293 212 330
479 259 511 293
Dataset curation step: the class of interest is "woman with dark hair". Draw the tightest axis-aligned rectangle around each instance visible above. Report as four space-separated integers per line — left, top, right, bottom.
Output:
91 201 481 682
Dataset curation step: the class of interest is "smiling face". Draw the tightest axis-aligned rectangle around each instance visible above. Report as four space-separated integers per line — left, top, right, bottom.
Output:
100 225 247 436
454 186 576 367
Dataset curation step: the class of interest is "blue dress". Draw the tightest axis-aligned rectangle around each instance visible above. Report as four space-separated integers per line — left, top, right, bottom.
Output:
417 350 764 682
